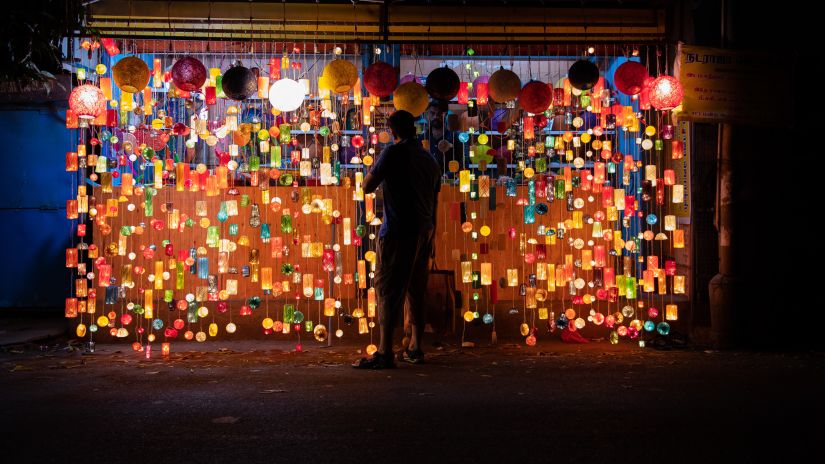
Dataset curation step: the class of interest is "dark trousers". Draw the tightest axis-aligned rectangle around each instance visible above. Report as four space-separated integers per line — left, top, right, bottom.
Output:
376 231 433 331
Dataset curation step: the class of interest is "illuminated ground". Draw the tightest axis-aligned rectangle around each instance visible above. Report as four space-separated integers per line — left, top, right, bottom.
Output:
1 336 822 463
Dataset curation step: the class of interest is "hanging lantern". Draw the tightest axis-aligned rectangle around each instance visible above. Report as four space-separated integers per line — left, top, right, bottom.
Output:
171 56 207 92
457 82 470 104
518 80 553 114
363 61 398 97
473 75 490 105
649 75 684 111
488 67 521 102
221 63 257 101
639 76 656 110
68 84 106 119
112 56 150 93
568 59 599 91
322 59 358 94
613 61 648 96
425 66 460 101
392 82 429 117
268 78 305 112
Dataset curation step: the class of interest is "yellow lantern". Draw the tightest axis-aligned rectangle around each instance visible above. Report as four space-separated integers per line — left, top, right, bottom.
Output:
392 82 429 117
322 59 358 94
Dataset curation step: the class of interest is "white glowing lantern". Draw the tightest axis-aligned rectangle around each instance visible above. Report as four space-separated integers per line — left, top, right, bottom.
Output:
268 78 305 112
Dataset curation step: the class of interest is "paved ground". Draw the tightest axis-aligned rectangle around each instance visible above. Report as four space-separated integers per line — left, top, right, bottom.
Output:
1 333 822 463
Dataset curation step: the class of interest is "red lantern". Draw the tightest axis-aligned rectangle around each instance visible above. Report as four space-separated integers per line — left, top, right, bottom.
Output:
457 82 470 105
639 77 655 110
518 80 553 114
614 61 649 96
475 82 489 105
351 135 365 149
474 75 489 105
649 76 684 110
363 61 398 97
100 38 120 56
171 56 207 92
68 84 106 119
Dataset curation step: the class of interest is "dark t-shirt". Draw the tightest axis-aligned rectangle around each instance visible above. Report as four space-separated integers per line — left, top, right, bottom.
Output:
369 138 441 237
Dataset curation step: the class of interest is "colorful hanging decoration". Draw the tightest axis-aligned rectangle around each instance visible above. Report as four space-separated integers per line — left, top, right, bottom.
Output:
171 56 207 92
63 41 688 357
568 59 600 90
425 66 461 101
614 61 649 95
221 63 257 101
649 75 684 110
363 61 398 97
518 80 553 114
488 67 521 102
393 81 429 116
112 56 150 93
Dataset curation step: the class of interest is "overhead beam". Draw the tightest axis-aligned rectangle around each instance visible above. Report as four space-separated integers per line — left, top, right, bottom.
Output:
85 1 665 44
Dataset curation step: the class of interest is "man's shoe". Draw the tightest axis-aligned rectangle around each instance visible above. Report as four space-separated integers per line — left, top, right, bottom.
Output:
399 348 425 364
352 352 396 369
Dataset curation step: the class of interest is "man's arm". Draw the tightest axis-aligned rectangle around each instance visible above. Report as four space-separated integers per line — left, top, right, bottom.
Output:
363 147 389 194
363 171 382 194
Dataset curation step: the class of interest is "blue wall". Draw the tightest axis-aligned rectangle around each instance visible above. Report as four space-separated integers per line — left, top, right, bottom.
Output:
0 106 71 308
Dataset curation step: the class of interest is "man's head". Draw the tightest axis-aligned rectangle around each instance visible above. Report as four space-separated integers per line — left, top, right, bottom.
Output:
388 110 417 141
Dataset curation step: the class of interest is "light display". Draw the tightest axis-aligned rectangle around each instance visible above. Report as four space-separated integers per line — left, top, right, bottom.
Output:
64 40 689 356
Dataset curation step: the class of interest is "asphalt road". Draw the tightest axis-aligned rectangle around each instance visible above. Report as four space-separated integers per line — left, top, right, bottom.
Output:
1 338 822 463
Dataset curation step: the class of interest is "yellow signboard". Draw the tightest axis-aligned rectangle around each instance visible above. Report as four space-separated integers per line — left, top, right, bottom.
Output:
677 44 788 126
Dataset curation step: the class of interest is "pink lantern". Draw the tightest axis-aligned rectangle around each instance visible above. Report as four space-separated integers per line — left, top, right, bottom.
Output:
649 76 684 110
69 84 106 119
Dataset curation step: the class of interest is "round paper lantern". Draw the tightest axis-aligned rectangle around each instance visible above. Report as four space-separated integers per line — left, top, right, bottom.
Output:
488 67 521 102
518 80 553 114
112 56 150 93
363 61 398 97
425 66 460 101
171 56 207 92
568 60 600 91
268 78 305 112
322 59 358 94
649 75 684 110
393 82 429 117
221 64 257 101
613 61 648 95
69 84 106 119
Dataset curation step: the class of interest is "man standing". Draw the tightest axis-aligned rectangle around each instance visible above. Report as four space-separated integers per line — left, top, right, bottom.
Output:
353 110 441 369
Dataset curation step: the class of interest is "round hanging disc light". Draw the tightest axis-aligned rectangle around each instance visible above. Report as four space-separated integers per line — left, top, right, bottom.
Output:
363 61 398 97
568 60 600 91
488 67 521 102
392 82 429 117
69 84 106 119
649 75 684 110
613 61 649 96
268 78 305 112
112 56 150 93
425 66 460 101
322 59 359 94
518 80 553 114
221 64 257 101
171 56 207 92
